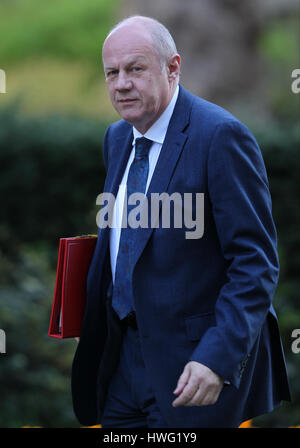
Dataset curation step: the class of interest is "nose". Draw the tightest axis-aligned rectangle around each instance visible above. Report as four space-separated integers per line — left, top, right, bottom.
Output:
115 70 133 91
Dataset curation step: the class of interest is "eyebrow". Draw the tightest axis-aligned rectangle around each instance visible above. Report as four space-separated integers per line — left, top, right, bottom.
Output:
104 56 147 72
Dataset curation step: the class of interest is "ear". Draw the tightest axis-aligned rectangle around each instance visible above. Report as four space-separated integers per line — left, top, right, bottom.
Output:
167 54 181 82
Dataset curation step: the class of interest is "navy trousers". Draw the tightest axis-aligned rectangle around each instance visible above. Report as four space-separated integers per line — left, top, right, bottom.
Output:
101 324 168 428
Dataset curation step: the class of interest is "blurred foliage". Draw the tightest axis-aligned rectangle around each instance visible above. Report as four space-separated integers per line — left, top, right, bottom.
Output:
0 108 107 427
0 0 117 65
0 107 299 427
258 17 300 123
0 246 78 427
259 18 299 65
0 103 107 252
0 106 109 427
0 0 119 118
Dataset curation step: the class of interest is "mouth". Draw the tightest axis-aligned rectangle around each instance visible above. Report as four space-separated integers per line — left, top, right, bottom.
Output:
117 99 137 105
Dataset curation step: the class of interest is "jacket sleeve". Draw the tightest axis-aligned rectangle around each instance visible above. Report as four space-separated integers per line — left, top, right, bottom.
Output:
189 119 279 388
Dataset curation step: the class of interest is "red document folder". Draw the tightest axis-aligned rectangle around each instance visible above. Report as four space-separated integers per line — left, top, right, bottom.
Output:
48 235 97 338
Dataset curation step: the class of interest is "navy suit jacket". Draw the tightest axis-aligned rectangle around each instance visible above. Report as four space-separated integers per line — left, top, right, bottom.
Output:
71 85 291 427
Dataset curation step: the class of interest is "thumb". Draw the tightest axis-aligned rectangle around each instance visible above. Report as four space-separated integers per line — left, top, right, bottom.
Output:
173 362 192 395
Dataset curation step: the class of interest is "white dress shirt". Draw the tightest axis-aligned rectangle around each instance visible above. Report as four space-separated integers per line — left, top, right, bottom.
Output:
109 85 179 283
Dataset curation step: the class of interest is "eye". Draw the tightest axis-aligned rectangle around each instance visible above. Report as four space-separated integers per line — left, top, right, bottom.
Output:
106 70 118 78
132 66 142 72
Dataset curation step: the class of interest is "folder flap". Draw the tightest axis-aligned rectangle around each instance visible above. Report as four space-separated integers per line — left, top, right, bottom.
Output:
48 238 66 338
62 237 97 337
48 236 97 339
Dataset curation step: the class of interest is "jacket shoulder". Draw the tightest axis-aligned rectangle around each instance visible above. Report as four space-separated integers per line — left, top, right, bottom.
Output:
178 85 244 130
191 94 242 130
102 119 132 169
106 119 132 139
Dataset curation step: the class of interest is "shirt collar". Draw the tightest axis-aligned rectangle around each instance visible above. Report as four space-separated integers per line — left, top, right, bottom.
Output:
132 85 179 145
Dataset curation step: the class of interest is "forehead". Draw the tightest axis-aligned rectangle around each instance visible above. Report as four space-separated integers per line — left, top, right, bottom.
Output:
102 26 158 67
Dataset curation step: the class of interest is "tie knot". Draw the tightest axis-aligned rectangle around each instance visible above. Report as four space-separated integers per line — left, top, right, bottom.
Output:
134 137 152 160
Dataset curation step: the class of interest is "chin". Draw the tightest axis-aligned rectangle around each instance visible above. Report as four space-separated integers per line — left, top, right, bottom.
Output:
120 111 143 126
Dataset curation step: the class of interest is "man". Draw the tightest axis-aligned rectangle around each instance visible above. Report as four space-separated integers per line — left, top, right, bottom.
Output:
71 16 291 428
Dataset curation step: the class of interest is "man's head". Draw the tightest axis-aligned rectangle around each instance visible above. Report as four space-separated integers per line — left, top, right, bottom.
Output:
102 16 181 134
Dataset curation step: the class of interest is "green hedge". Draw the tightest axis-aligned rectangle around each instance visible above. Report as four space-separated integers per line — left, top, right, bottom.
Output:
0 106 299 427
0 0 117 65
0 106 107 251
0 106 108 426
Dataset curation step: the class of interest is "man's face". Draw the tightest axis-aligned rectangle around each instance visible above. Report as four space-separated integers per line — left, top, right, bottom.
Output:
102 26 174 134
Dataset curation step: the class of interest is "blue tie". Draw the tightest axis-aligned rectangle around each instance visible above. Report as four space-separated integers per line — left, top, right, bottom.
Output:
112 137 153 320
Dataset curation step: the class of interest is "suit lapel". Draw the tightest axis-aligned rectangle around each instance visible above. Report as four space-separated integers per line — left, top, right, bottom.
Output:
131 85 193 268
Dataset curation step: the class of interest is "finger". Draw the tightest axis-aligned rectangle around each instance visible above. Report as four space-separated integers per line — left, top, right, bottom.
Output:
173 364 192 395
186 382 222 407
172 374 199 407
183 384 206 406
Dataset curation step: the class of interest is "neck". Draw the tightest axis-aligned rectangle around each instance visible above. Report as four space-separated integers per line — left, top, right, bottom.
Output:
135 82 179 134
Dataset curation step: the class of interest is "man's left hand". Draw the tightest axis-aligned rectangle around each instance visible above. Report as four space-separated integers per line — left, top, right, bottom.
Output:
172 361 224 407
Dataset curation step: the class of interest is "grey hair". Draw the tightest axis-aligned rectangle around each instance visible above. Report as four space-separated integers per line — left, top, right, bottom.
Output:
105 15 179 69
